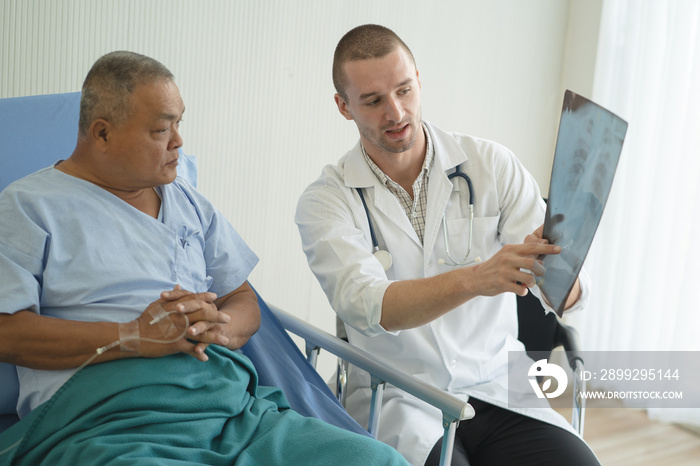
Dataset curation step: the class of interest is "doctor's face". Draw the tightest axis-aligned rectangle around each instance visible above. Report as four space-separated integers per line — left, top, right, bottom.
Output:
335 47 423 159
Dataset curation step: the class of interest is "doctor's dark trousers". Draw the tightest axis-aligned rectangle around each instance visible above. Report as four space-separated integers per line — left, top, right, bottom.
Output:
424 398 600 466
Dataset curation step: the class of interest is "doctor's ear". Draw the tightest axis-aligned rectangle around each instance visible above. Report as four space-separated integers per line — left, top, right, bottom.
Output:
334 93 354 121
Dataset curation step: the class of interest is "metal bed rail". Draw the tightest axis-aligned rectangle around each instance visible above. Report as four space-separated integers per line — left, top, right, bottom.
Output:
269 304 475 466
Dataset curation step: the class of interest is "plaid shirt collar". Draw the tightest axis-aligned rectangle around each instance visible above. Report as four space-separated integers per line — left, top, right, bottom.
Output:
361 122 434 187
361 122 434 243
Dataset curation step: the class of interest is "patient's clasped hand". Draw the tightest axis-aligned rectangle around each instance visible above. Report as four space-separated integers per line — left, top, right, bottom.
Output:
82 293 189 367
0 51 408 465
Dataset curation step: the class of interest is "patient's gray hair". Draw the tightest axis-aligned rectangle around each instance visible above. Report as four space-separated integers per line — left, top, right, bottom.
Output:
332 24 416 101
78 51 174 135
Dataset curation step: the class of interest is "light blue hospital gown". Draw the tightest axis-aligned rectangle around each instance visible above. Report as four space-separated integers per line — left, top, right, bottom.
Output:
0 166 259 417
0 165 408 465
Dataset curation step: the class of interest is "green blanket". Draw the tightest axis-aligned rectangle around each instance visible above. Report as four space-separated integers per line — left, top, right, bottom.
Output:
0 347 407 465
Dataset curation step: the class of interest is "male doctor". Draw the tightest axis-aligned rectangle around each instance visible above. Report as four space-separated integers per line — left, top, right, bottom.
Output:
295 24 600 466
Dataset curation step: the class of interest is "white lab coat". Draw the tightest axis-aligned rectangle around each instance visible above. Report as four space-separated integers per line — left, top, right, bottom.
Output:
296 121 590 465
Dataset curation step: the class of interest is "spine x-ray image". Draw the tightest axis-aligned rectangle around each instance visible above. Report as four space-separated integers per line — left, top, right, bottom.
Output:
539 90 628 315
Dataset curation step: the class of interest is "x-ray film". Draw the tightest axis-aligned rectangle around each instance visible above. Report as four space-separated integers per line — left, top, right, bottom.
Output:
539 90 628 316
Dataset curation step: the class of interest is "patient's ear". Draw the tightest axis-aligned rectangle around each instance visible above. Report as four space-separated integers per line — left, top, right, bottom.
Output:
89 119 111 151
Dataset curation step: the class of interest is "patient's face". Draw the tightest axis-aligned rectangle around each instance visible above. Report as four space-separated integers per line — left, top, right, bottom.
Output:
106 78 185 189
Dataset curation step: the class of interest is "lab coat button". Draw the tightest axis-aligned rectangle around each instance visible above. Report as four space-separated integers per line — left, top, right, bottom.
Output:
450 359 457 368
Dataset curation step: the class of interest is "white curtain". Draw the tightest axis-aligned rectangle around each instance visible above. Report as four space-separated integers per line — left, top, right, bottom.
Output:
577 0 700 425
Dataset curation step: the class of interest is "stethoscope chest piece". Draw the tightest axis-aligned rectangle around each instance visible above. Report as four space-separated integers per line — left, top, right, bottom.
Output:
373 249 393 272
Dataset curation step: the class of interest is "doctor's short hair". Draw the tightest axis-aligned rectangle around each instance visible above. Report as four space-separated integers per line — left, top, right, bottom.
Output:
332 24 416 101
78 51 175 136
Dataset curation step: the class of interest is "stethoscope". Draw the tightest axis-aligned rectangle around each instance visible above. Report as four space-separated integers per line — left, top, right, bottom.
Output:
357 165 481 272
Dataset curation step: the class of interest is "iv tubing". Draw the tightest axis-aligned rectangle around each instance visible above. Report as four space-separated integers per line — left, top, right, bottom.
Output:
74 310 189 374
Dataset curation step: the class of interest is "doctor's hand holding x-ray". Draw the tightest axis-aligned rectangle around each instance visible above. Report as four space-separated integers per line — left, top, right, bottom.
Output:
377 228 575 331
296 24 596 466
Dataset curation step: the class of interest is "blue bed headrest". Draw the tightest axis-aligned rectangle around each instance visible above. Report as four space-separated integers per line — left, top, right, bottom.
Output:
0 92 81 192
0 92 197 192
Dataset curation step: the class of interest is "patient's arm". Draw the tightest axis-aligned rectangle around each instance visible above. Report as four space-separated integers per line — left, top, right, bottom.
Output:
216 280 260 350
0 289 231 370
0 310 124 370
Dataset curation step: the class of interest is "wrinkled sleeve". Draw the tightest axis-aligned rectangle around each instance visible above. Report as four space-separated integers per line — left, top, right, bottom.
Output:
175 180 259 298
295 170 396 337
203 210 258 297
0 188 46 316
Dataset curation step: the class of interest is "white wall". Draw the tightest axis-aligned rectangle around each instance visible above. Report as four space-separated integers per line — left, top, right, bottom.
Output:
560 0 603 99
1 0 601 378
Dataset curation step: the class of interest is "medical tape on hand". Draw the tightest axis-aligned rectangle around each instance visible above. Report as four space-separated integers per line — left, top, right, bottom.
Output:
148 304 177 337
118 320 141 353
79 305 189 375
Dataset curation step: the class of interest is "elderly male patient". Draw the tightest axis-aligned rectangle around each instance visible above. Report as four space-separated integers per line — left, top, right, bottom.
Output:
0 51 407 465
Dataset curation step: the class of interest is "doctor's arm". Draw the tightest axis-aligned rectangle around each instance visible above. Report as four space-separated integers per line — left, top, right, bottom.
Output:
379 241 563 331
296 184 564 334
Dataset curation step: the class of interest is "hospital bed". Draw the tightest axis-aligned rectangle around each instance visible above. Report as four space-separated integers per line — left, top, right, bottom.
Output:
0 92 474 465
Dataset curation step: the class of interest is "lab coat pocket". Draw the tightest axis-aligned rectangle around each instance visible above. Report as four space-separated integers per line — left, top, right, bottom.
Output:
445 215 499 235
445 215 500 260
478 335 521 382
471 215 499 232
